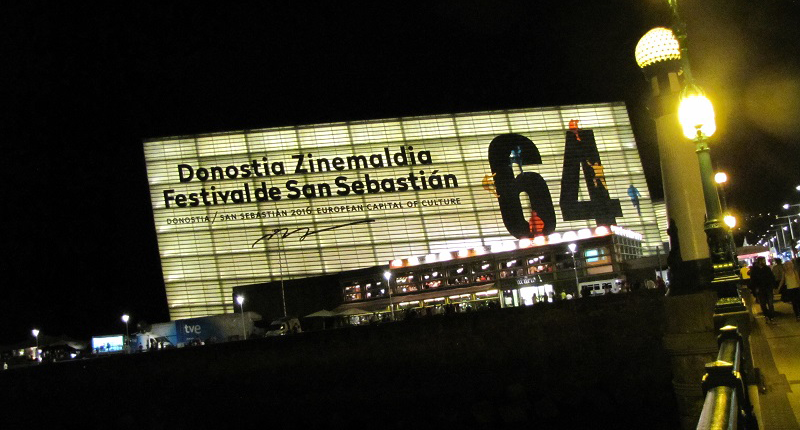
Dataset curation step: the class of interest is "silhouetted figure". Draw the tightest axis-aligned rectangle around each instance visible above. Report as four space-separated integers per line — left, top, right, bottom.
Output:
750 257 776 323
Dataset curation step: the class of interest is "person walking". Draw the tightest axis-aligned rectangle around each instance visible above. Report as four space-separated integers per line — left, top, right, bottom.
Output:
750 256 777 323
785 257 800 321
739 262 751 289
772 258 786 301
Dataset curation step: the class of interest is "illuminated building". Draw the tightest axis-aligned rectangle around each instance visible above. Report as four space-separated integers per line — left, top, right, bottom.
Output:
144 102 665 320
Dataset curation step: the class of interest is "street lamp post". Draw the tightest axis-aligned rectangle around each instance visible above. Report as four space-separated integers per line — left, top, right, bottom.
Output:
568 243 581 297
714 172 729 213
783 226 794 257
779 227 788 255
121 314 130 353
31 328 40 362
783 203 800 252
777 214 798 258
383 271 395 321
678 86 739 291
236 295 247 340
276 242 288 317
715 172 739 263
635 27 712 294
635 7 748 427
770 225 788 256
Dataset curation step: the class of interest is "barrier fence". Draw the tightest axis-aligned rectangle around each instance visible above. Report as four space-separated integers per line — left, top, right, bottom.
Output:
696 324 758 430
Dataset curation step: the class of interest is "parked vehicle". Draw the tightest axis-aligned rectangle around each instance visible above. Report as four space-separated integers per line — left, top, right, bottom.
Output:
265 317 302 336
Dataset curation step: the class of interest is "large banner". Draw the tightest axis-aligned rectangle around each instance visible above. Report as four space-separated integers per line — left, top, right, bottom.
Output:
144 102 661 320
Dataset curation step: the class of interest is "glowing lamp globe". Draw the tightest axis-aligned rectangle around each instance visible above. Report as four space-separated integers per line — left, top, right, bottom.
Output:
723 215 736 229
714 172 728 184
678 86 716 139
635 27 681 69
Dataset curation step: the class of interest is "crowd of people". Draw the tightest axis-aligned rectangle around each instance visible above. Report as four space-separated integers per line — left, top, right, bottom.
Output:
746 256 800 324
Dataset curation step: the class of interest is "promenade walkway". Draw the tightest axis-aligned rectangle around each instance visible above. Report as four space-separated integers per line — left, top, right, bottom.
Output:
749 297 800 429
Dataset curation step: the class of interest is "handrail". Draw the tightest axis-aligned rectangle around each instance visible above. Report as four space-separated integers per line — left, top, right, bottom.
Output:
696 325 757 430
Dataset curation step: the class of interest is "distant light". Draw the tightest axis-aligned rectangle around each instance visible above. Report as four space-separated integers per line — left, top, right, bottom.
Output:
784 204 790 210
577 228 592 239
723 215 736 229
383 271 392 281
390 259 403 268
32 328 39 338
562 231 578 241
532 236 546 246
121 314 130 323
518 238 532 248
457 249 470 258
595 226 610 236
438 251 452 262
568 243 577 253
714 172 728 184
635 27 681 69
548 233 562 243
235 295 244 305
425 253 438 263
407 256 420 266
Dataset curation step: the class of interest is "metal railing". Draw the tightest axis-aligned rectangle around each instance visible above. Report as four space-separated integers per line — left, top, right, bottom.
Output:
696 325 758 430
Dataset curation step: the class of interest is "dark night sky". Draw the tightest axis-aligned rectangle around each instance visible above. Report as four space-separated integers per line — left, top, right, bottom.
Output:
2 1 799 345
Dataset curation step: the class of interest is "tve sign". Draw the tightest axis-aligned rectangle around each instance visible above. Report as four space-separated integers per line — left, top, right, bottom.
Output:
183 324 202 335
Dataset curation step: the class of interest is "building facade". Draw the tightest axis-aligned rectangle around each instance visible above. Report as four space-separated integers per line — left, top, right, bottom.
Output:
335 225 644 319
144 102 663 320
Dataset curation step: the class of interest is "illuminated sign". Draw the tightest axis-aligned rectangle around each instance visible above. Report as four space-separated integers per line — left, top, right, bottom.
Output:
144 102 662 320
91 335 124 353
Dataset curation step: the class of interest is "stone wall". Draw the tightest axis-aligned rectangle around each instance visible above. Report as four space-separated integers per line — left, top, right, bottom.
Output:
1 291 679 429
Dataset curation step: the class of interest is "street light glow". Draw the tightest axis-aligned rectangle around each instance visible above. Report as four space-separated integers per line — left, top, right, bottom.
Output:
383 270 395 321
714 172 728 184
678 86 716 139
121 314 130 353
32 328 40 362
236 295 246 340
723 215 736 228
635 27 681 68
568 243 577 253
